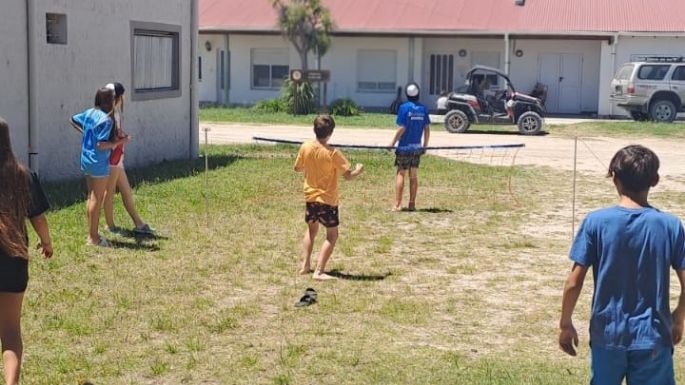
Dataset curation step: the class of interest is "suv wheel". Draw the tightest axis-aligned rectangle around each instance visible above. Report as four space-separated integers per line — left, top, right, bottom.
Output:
444 110 470 133
517 111 543 135
649 99 677 122
629 111 649 121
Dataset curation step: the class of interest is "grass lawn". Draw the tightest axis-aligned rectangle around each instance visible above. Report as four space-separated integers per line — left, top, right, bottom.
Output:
20 144 685 384
200 105 685 139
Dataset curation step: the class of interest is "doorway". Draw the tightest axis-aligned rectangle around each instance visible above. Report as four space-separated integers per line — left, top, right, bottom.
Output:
538 53 583 114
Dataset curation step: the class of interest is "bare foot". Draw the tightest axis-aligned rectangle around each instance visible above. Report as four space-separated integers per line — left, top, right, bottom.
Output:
408 202 416 211
299 267 313 275
312 272 337 281
390 206 402 212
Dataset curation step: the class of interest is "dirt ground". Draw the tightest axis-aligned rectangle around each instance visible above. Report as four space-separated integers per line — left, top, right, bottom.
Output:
202 121 685 191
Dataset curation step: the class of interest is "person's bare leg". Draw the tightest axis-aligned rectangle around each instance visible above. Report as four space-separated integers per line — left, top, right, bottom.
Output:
300 221 318 274
104 167 122 229
87 176 108 244
0 292 24 385
408 167 418 211
117 169 145 228
313 226 338 280
394 168 406 210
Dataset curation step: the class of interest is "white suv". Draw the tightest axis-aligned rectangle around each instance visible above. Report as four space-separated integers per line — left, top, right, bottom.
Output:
610 57 685 122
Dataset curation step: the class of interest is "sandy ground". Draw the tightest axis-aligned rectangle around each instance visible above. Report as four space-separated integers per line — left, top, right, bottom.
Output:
201 120 685 190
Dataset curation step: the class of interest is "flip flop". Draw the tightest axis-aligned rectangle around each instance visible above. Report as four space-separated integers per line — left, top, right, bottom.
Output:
295 288 317 307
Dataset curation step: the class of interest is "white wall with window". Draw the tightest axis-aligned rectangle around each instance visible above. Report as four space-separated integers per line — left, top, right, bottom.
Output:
251 48 289 90
356 49 397 93
321 36 410 108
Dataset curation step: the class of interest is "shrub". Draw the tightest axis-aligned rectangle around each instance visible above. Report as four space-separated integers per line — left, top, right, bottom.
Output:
329 98 362 116
281 79 315 115
252 98 287 113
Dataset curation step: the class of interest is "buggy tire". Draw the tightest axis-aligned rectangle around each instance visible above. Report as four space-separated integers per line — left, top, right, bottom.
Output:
444 110 470 133
630 111 649 121
517 111 543 135
649 99 677 122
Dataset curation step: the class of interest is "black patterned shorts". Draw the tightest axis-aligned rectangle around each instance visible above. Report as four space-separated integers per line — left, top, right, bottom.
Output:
394 151 422 170
305 202 340 228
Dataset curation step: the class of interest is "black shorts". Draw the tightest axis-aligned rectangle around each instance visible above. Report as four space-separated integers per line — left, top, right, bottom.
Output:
305 202 339 228
0 256 29 293
395 151 422 170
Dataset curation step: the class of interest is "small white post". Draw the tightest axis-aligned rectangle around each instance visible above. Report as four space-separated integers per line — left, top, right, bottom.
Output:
203 127 211 227
572 136 578 239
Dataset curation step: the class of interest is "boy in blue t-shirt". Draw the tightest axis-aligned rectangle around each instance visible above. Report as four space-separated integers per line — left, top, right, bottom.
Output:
559 145 685 385
389 83 430 211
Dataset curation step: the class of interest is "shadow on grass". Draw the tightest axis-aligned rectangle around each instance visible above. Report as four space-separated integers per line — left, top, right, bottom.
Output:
109 239 161 251
44 154 242 210
327 269 392 281
402 207 454 213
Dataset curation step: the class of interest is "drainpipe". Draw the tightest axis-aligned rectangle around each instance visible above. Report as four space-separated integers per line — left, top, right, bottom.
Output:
609 33 619 117
189 0 199 158
223 33 230 104
26 0 38 171
504 32 510 75
408 37 415 82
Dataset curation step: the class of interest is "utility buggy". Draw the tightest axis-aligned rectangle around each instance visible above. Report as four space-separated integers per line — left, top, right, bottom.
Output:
436 66 546 135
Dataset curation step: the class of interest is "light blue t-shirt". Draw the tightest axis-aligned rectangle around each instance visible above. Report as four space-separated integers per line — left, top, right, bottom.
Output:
396 101 430 153
73 108 112 176
570 205 685 350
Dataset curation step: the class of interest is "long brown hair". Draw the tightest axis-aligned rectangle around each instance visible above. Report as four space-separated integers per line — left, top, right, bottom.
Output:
0 117 31 258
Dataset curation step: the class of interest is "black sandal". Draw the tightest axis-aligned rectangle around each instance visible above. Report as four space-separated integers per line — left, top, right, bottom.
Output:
295 288 317 307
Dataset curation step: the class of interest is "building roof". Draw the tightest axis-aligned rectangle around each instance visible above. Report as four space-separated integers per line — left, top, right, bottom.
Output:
199 0 685 35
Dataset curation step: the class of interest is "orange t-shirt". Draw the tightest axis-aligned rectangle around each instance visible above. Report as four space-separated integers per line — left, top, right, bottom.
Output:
294 140 351 206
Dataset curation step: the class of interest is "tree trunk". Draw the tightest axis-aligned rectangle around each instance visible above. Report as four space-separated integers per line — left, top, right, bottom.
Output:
299 50 308 71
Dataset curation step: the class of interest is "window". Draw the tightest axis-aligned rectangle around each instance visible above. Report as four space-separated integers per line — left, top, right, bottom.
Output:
429 54 454 95
198 56 202 81
614 64 634 81
637 65 670 80
130 21 181 100
46 13 67 44
672 66 685 81
251 49 289 89
357 50 397 92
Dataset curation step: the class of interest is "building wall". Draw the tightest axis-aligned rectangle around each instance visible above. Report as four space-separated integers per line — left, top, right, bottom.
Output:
203 33 603 113
30 0 195 180
201 34 414 109
0 1 29 165
598 36 685 116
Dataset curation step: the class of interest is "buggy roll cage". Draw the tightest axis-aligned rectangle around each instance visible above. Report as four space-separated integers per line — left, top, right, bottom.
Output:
465 65 517 94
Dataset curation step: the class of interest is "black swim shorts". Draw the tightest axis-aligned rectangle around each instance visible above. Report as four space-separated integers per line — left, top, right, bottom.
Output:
0 256 29 293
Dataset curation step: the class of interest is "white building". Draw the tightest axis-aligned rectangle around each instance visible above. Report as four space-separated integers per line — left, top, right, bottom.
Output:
198 0 685 117
1 0 199 180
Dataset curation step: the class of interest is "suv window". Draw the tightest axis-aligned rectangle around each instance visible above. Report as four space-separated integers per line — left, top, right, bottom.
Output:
637 65 671 80
672 66 685 81
615 65 634 80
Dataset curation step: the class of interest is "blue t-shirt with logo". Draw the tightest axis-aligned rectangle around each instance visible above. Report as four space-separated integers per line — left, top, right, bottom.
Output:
570 205 685 350
396 101 430 153
73 108 112 176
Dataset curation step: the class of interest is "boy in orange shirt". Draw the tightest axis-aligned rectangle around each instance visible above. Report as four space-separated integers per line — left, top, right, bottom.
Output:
294 115 364 280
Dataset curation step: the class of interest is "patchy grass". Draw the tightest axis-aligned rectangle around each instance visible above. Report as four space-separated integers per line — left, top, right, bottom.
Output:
547 120 685 138
17 144 685 384
200 105 441 130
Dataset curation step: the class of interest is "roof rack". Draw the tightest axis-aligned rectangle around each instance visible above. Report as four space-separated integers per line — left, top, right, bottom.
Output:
643 56 685 63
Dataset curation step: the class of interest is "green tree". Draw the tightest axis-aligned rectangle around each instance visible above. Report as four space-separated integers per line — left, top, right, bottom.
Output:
271 0 333 71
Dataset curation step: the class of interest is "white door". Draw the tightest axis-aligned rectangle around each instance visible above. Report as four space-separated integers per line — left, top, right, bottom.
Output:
538 53 583 114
